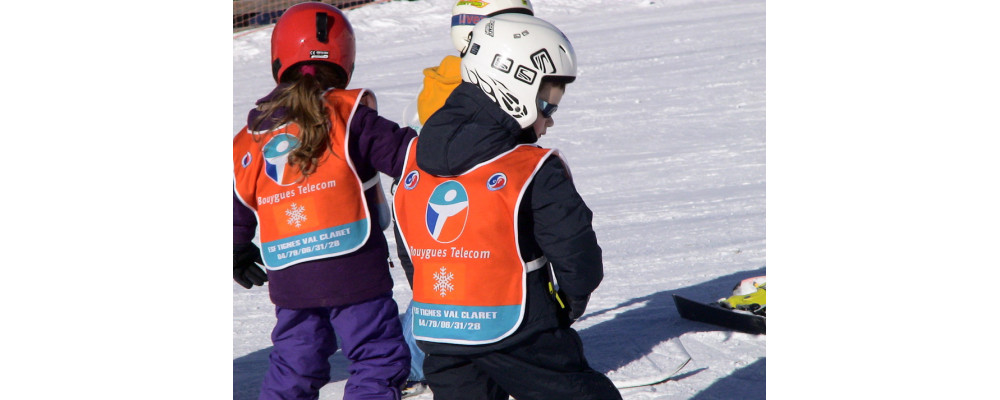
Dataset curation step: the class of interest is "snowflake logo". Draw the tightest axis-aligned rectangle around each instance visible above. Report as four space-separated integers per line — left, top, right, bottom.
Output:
285 203 307 228
433 267 455 297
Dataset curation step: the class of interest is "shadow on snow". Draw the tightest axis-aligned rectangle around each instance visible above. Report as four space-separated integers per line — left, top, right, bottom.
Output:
690 358 764 400
233 345 352 400
233 267 765 399
577 266 765 390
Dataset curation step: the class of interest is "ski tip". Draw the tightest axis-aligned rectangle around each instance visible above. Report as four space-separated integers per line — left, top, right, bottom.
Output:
673 294 766 335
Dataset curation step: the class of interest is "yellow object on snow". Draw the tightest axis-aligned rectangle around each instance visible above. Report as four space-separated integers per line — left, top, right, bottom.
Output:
719 276 765 315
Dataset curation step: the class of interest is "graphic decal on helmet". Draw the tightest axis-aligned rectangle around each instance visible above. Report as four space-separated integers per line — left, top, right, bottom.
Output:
466 69 528 119
513 65 536 84
530 49 555 73
485 20 495 37
451 0 534 53
491 55 513 73
452 13 486 28
455 0 490 7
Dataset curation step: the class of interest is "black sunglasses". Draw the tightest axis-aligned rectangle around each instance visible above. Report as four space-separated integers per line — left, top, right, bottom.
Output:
537 98 558 118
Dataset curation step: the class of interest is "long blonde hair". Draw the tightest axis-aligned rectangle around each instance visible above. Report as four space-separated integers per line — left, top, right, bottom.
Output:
250 63 348 177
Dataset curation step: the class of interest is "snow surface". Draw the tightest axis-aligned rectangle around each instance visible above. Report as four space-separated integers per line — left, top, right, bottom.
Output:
234 0 765 398
5 1 999 399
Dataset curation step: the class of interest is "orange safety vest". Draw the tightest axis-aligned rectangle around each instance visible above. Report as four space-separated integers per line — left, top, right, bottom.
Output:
393 138 553 344
233 88 374 270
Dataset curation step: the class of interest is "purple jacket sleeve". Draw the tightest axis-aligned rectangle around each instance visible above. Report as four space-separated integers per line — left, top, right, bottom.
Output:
233 191 257 245
350 105 417 179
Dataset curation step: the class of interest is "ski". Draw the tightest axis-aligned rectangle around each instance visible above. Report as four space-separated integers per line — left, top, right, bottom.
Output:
601 337 693 389
401 346 691 398
612 354 692 389
673 294 765 335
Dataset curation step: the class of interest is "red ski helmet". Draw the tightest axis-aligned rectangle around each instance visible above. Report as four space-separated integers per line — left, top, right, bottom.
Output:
270 2 356 84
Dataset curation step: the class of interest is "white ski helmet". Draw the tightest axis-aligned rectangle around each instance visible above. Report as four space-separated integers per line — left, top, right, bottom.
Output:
451 0 534 53
461 14 577 129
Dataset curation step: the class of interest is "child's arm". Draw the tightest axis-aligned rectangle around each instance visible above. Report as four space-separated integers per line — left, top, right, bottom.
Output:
351 105 419 179
530 158 604 307
233 192 267 288
393 226 415 289
233 192 257 245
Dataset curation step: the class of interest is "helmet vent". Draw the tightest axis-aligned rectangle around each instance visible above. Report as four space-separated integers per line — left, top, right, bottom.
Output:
316 12 329 43
271 59 282 81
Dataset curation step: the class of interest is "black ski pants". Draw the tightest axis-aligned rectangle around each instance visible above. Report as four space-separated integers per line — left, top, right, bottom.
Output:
422 327 622 400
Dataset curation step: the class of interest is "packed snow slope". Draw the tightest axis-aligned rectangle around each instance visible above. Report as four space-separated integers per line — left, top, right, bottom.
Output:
233 0 765 398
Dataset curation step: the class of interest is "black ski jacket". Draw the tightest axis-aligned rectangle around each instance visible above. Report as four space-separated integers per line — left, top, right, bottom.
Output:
394 82 605 355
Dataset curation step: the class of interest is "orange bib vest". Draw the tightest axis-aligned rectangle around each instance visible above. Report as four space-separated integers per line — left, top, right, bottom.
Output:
233 88 374 270
393 138 553 344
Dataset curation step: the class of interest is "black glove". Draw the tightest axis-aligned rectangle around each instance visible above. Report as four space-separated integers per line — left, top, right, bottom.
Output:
234 243 267 289
566 294 591 322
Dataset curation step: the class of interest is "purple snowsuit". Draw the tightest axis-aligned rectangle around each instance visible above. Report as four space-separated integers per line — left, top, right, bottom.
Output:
234 86 417 400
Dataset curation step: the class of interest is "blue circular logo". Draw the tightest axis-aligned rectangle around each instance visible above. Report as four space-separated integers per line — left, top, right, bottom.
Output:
487 173 507 191
404 170 420 190
241 152 252 168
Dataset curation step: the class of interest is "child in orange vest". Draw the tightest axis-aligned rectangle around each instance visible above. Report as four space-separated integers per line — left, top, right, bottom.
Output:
392 14 622 400
397 2 537 397
232 3 416 399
